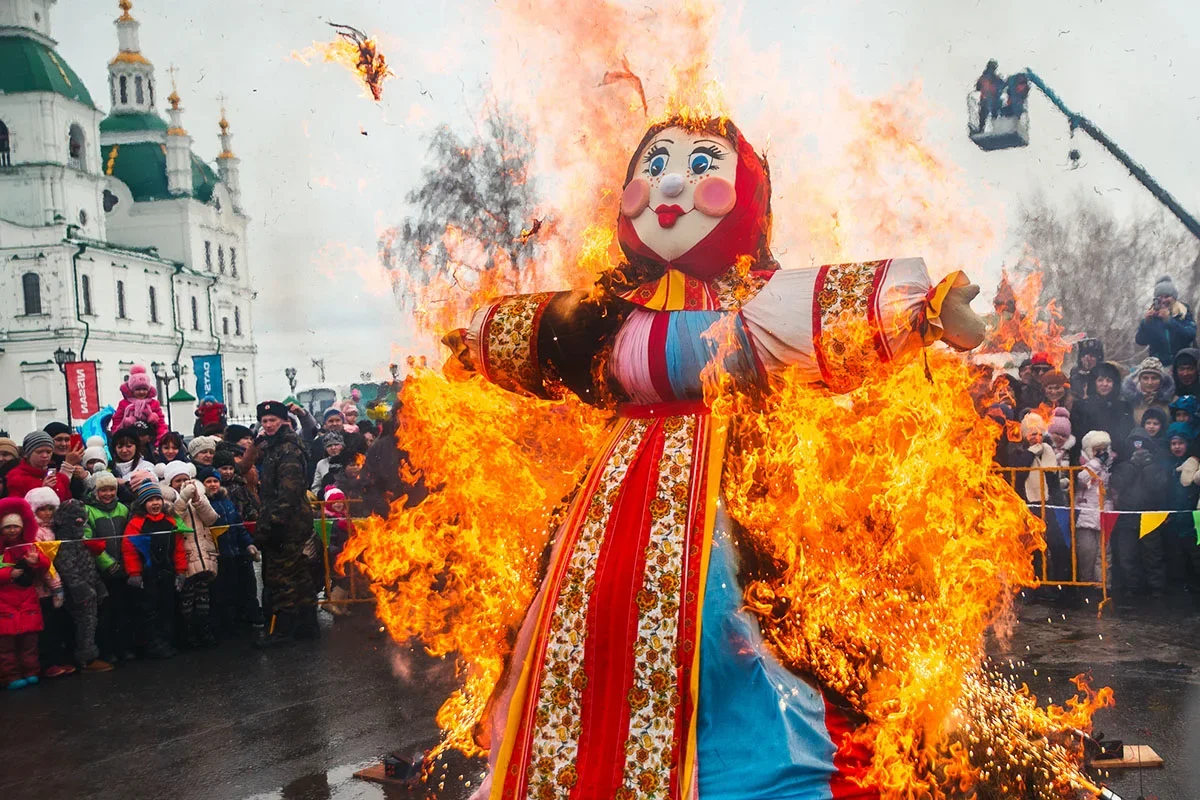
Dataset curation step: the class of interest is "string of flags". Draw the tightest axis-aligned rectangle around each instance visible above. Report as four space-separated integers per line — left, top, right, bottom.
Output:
1036 506 1200 547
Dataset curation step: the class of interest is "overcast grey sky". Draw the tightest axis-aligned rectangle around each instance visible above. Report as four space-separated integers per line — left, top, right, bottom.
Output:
55 0 1200 399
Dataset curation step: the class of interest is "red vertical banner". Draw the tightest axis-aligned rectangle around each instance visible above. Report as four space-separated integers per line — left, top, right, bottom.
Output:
64 361 99 423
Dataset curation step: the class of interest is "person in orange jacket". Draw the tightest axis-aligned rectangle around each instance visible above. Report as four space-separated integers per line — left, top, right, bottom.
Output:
121 483 188 659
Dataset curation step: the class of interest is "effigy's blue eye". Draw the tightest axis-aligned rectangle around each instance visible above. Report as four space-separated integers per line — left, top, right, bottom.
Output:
689 153 712 174
648 154 667 176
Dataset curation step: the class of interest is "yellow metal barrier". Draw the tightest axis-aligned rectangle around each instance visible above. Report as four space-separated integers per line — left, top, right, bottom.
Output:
993 464 1109 609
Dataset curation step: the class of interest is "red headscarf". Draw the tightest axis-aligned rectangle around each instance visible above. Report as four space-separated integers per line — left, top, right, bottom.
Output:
616 117 774 282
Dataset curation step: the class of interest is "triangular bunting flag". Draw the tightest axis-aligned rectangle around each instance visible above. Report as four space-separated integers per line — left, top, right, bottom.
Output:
1100 511 1119 542
1139 511 1169 539
1194 511 1200 546
210 525 229 540
35 540 62 562
314 519 332 546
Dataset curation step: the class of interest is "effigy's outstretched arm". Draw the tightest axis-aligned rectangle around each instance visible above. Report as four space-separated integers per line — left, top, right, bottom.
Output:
739 258 984 391
444 290 625 401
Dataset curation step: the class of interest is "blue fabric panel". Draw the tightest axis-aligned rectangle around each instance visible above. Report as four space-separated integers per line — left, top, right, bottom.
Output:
664 311 760 401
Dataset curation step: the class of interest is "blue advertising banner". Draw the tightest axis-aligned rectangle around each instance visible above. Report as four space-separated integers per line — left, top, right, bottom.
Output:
192 354 225 403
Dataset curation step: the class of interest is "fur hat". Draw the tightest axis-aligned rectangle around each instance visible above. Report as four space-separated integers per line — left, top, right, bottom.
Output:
0 438 17 460
1154 275 1179 299
22 431 54 455
126 365 153 392
24 486 61 511
257 400 288 421
1020 412 1048 440
163 461 196 485
134 481 163 507
1081 430 1112 459
224 424 253 443
1135 357 1167 379
92 472 118 491
188 436 219 458
1047 407 1072 438
82 435 108 467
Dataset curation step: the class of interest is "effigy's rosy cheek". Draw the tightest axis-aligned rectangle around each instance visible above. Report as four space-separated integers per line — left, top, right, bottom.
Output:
693 176 736 217
621 178 651 218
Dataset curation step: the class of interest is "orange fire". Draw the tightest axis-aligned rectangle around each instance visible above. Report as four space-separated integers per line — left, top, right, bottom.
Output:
332 0 1113 794
980 268 1073 369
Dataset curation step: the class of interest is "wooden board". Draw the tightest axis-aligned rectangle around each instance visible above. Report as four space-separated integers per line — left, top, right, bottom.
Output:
354 763 418 788
1091 744 1163 769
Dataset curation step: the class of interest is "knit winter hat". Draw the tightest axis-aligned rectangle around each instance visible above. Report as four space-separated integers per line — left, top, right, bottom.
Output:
1135 357 1167 379
1154 275 1179 299
43 421 71 438
92 472 118 491
1 513 23 529
1038 370 1069 389
196 466 219 483
212 448 237 469
82 436 108 467
24 486 61 511
1166 422 1196 443
1170 394 1200 416
188 435 219 458
1081 430 1112 459
0 438 17 459
224 424 253 443
1020 412 1048 440
1047 407 1072 438
323 406 344 421
163 461 196 485
324 486 346 504
134 481 163 507
126 365 153 392
22 430 54 454
1141 407 1169 431
322 431 344 449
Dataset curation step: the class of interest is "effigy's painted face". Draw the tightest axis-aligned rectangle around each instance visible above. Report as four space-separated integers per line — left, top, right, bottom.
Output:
621 126 739 262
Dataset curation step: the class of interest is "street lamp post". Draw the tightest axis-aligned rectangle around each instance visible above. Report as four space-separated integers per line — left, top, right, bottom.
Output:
53 346 77 425
152 361 183 432
285 367 297 394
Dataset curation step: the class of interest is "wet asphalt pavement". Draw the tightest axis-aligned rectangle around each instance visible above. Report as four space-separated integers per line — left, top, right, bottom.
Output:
1 599 1196 800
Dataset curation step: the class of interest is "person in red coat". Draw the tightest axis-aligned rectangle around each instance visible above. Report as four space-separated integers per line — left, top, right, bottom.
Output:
4 432 72 502
0 496 50 689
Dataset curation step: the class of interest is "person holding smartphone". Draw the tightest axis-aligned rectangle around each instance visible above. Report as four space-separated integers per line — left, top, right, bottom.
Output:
1136 275 1196 364
42 423 88 500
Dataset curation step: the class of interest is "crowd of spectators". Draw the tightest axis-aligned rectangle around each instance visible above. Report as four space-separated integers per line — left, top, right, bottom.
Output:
0 365 427 691
982 275 1200 608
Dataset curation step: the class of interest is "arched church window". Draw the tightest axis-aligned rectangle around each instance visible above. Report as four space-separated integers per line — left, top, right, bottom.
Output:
68 124 85 169
0 119 10 167
135 75 144 105
119 75 128 104
110 77 116 107
22 273 42 315
191 296 200 330
148 78 154 107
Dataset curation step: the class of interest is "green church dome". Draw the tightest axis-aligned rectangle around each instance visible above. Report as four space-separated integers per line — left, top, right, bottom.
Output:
102 141 220 203
0 35 95 108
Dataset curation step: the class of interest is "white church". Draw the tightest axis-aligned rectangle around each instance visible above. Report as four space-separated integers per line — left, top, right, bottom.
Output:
0 0 257 437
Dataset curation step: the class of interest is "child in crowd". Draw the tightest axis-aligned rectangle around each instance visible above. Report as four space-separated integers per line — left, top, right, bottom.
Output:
194 396 228 437
1076 431 1114 587
24 487 73 677
156 432 188 465
86 472 134 662
51 500 113 673
0 497 51 690
122 483 187 659
110 426 156 488
203 467 262 635
167 463 220 647
216 449 259 530
311 432 344 494
82 437 110 474
1047 408 1075 475
1110 429 1170 603
111 365 166 444
1161 423 1200 592
188 436 219 468
321 487 355 613
1140 407 1169 446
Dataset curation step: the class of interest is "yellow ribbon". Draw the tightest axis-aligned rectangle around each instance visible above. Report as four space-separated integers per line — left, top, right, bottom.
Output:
921 270 964 346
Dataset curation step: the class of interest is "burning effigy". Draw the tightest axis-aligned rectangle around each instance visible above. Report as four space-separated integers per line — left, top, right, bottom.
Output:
341 110 1117 799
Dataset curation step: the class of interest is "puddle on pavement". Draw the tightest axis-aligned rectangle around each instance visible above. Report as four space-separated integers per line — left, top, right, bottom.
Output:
246 752 488 800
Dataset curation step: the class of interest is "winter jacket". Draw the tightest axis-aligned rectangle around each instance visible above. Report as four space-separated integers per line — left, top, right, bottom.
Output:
1109 429 1170 512
121 512 189 577
1072 374 1134 444
223 472 260 524
256 426 313 548
111 384 167 445
172 480 220 578
361 434 429 517
1172 347 1200 398
85 499 130 567
51 501 109 606
208 492 252 558
1022 443 1063 505
1162 452 1199 512
4 460 71 501
1122 372 1176 428
0 497 50 636
1136 301 1197 364
1076 431 1114 530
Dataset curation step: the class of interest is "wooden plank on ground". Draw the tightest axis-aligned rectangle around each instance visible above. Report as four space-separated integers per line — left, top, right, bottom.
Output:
1091 744 1163 769
354 763 416 787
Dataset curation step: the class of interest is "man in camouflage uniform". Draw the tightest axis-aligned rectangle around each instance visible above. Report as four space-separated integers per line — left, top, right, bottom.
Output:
253 401 316 646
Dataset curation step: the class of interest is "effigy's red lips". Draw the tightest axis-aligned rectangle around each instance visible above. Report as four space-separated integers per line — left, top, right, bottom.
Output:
654 204 688 228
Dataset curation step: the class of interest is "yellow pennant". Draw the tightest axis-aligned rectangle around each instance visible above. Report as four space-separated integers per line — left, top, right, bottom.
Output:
1139 511 1169 539
35 540 62 561
210 525 229 540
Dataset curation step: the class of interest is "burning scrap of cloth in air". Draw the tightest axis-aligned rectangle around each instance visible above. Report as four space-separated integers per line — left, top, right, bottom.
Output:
293 22 394 101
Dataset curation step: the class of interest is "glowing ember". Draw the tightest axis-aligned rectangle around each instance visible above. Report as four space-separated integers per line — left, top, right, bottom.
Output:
293 22 394 101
